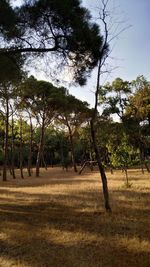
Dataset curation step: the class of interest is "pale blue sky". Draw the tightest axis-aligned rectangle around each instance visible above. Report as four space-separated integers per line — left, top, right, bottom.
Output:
69 0 150 106
14 0 150 107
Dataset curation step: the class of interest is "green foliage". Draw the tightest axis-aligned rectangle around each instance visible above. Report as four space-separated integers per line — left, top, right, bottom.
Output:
126 75 150 125
0 54 24 84
44 126 70 165
57 94 90 130
100 78 132 119
18 76 67 124
0 0 19 40
108 133 137 168
0 0 104 85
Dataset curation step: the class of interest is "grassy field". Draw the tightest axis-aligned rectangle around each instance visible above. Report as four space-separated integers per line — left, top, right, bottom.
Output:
0 167 150 267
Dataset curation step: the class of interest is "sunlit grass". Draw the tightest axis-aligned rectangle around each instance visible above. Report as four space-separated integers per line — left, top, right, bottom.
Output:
0 167 150 266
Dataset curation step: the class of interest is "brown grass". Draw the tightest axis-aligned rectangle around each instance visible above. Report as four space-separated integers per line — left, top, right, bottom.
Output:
0 167 150 267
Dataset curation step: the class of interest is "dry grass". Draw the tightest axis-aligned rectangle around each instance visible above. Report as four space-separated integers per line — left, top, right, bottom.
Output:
0 167 150 267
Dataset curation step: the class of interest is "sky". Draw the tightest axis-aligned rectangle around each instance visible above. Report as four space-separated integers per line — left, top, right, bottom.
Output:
69 0 150 107
14 0 150 107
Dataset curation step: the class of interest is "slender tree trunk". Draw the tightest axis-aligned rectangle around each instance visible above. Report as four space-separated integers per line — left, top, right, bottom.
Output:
9 164 12 176
140 155 144 174
139 146 145 174
90 120 111 212
50 152 54 168
60 138 65 170
11 111 16 179
36 117 45 177
3 97 9 181
89 144 93 171
41 152 47 170
27 115 33 177
110 167 114 174
89 48 111 212
124 167 129 187
19 115 24 179
67 124 77 172
145 162 150 173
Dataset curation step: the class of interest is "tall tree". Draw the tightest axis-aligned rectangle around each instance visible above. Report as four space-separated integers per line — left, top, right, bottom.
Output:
125 76 150 172
126 76 150 126
0 55 23 181
101 78 132 120
57 94 89 172
90 0 130 211
19 76 66 176
0 0 103 85
90 0 111 212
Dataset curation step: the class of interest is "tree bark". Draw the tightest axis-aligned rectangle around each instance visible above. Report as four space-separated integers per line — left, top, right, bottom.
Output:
90 47 111 212
36 116 45 177
19 115 24 179
27 115 33 177
41 152 47 170
3 97 9 181
90 120 111 212
11 112 16 179
124 167 129 187
145 162 150 173
67 123 77 172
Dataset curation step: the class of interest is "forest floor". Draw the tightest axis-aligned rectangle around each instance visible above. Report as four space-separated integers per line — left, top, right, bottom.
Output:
0 167 150 267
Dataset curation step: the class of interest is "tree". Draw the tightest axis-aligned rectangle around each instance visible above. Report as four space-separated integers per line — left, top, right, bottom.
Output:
108 126 136 187
90 0 130 211
90 0 111 212
124 76 150 172
9 104 16 179
101 78 132 120
44 126 70 169
0 55 23 181
19 76 67 176
0 0 103 85
57 94 90 172
126 76 150 126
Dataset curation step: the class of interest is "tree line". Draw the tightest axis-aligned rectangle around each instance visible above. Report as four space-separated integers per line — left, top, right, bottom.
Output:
0 0 149 212
0 74 149 182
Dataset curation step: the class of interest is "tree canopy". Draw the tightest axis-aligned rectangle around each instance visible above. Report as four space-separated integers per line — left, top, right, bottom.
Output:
0 0 104 85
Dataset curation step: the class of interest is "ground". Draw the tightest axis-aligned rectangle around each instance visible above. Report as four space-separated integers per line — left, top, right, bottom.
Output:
0 167 150 267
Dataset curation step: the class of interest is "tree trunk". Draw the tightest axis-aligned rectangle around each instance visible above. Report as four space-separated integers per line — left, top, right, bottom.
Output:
11 111 16 179
36 117 45 177
110 167 114 174
89 146 93 171
9 164 12 176
60 137 65 169
27 115 33 177
3 97 9 181
145 162 150 173
139 147 145 174
41 152 47 170
90 120 111 212
124 167 129 187
68 125 77 172
19 115 24 179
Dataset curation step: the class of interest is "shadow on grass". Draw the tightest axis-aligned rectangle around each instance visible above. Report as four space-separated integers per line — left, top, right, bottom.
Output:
0 173 150 267
0 233 149 267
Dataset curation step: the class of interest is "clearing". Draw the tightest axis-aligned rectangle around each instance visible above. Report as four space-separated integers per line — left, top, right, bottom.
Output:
0 167 150 267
